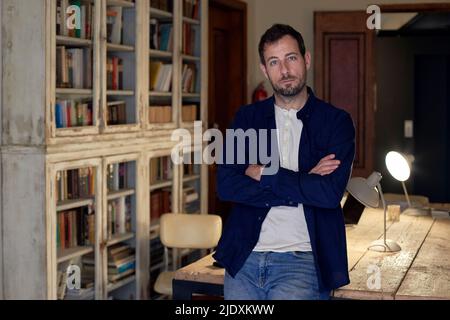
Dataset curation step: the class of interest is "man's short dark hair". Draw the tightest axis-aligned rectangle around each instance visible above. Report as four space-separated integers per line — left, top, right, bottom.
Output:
258 24 306 65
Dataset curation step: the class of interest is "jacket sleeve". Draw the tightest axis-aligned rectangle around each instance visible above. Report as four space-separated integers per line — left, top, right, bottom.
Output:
217 107 294 209
260 111 356 209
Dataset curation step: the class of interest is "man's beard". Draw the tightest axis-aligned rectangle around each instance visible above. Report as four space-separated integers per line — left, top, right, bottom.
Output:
270 76 305 97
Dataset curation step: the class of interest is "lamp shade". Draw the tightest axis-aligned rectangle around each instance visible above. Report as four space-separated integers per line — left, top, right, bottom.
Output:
346 172 382 208
385 151 411 182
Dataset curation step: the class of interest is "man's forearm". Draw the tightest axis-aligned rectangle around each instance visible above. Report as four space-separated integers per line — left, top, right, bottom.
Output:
260 167 349 209
217 164 295 208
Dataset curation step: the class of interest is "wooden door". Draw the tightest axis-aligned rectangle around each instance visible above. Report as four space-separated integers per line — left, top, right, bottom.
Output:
208 0 247 223
314 12 375 178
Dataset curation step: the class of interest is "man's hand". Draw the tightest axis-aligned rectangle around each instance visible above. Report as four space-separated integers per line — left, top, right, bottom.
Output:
309 154 340 176
245 164 264 181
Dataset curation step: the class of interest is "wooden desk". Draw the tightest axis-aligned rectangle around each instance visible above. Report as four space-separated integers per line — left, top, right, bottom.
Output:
173 208 450 300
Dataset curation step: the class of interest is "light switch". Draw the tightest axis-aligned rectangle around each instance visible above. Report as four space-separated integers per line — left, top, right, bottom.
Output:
404 120 413 138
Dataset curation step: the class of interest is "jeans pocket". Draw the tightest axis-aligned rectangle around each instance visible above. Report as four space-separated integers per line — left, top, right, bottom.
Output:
291 251 314 259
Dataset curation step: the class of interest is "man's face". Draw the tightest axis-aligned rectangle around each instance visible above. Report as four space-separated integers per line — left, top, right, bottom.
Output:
260 35 311 97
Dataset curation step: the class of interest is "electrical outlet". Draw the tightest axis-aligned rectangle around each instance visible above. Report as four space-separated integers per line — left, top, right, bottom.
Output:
404 120 413 138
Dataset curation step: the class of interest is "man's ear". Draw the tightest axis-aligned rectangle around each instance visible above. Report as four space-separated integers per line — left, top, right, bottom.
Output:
304 51 312 71
260 63 269 79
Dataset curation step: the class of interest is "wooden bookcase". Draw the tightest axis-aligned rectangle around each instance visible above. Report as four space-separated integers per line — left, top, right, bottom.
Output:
0 0 208 299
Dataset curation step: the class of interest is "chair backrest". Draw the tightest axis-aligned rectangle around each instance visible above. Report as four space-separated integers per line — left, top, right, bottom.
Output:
159 213 222 249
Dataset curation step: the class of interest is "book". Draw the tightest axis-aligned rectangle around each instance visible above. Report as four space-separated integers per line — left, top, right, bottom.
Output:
108 268 135 282
183 186 199 203
57 270 68 300
107 101 127 125
107 7 123 44
182 104 197 122
109 259 135 275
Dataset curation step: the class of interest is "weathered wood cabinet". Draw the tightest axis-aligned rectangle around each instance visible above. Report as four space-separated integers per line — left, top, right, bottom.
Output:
0 0 208 299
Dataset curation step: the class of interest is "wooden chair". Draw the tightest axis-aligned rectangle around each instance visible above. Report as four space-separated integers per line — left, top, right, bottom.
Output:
153 213 222 297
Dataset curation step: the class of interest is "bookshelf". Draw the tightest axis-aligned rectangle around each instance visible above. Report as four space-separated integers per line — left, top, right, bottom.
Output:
102 154 139 299
102 0 141 132
148 0 177 129
51 159 102 300
147 149 178 298
1 0 208 299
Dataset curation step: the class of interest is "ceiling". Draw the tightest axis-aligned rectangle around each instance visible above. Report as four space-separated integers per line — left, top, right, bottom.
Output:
378 12 450 36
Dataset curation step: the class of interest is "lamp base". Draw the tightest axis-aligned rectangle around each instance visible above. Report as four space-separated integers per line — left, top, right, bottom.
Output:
402 207 431 216
368 239 401 252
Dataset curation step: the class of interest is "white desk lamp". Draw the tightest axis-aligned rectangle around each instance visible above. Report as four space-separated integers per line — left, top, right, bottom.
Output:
347 172 401 252
385 151 430 216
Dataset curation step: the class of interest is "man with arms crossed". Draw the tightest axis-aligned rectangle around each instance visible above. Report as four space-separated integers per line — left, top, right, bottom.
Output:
213 24 356 300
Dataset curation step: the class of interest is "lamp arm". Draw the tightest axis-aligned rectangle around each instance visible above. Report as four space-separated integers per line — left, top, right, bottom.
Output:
401 181 412 207
377 182 387 245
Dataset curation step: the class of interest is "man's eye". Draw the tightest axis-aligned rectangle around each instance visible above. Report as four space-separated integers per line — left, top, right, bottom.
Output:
269 60 278 66
288 56 297 61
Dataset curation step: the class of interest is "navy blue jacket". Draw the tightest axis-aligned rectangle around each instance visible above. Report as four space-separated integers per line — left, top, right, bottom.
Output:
213 87 355 291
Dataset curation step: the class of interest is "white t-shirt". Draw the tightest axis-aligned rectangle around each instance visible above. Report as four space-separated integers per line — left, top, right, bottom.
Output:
253 104 312 252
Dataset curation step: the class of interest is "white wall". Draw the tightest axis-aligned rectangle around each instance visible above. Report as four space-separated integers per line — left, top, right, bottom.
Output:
242 0 450 100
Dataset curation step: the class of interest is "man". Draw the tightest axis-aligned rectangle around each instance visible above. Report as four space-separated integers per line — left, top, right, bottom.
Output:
213 24 355 300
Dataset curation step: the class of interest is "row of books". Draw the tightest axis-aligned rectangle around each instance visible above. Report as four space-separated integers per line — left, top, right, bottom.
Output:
55 102 196 126
57 0 94 39
55 100 93 129
107 56 124 91
182 186 199 204
107 101 128 125
182 104 198 122
182 23 200 56
150 0 173 12
56 47 92 89
107 197 132 238
150 21 173 52
57 261 95 300
183 0 200 20
150 23 199 55
56 102 195 127
148 105 198 123
56 168 96 202
150 189 172 221
83 244 136 283
149 106 172 123
182 63 197 93
150 61 173 92
150 156 173 184
110 245 136 284
150 237 165 268
57 206 95 250
107 162 130 192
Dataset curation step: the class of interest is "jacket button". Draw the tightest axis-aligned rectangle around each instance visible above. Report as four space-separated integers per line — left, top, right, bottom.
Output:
258 217 262 221
265 203 269 207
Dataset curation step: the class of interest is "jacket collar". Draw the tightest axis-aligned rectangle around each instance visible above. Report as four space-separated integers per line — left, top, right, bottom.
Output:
263 86 317 121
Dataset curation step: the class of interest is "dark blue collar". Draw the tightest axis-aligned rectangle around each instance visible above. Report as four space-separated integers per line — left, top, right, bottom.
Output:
263 86 317 121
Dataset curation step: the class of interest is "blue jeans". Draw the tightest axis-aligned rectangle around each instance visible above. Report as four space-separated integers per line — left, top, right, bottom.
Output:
224 251 330 300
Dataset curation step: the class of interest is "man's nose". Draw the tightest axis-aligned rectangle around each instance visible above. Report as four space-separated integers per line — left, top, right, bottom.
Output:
279 60 289 76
